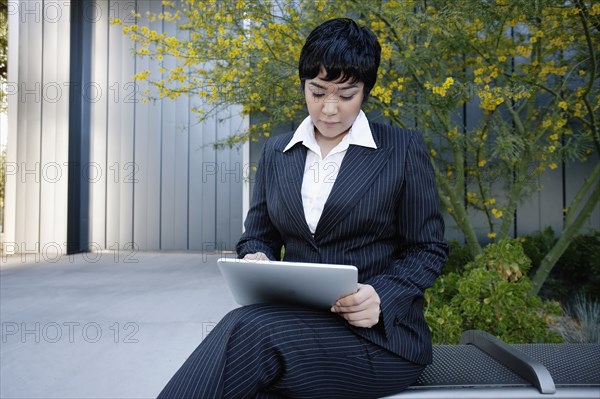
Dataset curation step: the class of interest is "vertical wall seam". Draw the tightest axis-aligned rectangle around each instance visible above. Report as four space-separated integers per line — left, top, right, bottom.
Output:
158 8 164 250
186 69 191 250
38 0 45 250
132 0 137 248
104 0 109 249
214 112 217 247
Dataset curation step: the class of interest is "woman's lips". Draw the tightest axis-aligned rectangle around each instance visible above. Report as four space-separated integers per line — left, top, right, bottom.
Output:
320 120 339 126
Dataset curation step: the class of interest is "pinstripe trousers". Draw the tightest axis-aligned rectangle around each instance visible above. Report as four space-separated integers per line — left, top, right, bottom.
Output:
157 304 425 399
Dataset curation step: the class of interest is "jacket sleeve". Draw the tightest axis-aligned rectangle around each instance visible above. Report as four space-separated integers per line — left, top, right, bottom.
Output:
236 140 284 261
365 130 448 338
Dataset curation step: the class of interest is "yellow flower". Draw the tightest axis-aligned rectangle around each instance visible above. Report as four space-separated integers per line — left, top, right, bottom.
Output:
133 70 150 81
478 159 487 167
432 86 447 97
516 45 531 57
558 101 568 111
442 77 454 89
491 208 503 218
549 162 558 170
488 232 497 239
447 127 458 140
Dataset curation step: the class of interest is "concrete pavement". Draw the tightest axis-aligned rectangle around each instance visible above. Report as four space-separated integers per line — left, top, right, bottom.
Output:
1 251 238 398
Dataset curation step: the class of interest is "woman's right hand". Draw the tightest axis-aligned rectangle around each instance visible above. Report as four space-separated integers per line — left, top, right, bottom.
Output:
243 252 269 261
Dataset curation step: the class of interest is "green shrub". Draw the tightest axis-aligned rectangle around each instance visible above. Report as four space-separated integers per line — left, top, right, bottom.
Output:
443 240 474 275
557 231 600 299
470 238 532 281
520 227 557 272
426 238 563 344
521 229 600 301
425 272 463 343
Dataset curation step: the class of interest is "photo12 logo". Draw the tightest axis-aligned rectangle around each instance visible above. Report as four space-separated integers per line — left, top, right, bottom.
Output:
7 1 134 24
1 321 140 344
1 241 139 264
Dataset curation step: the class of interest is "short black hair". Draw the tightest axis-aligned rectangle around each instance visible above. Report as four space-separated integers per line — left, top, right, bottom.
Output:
298 18 381 102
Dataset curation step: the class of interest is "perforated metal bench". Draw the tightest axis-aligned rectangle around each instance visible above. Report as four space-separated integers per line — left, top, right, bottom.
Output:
383 330 600 399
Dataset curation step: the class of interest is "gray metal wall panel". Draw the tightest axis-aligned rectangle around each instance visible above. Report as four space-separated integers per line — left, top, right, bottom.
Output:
2 0 20 253
159 19 180 250
159 91 176 250
21 2 43 252
174 25 191 250
188 100 209 251
39 1 70 253
132 0 162 250
105 0 135 250
198 109 219 251
88 0 247 252
157 16 191 251
118 0 135 249
215 107 244 250
517 169 564 236
516 180 543 235
105 0 121 249
89 0 109 250
174 93 191 250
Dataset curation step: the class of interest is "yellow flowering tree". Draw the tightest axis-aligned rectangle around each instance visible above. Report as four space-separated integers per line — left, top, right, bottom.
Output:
118 0 599 294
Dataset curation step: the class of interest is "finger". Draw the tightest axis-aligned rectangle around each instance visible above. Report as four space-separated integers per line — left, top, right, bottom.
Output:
244 252 268 261
333 298 375 313
331 301 380 318
337 311 379 328
336 286 370 307
336 287 379 311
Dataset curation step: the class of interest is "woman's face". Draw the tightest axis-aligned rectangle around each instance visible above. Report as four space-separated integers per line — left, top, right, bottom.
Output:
304 70 364 142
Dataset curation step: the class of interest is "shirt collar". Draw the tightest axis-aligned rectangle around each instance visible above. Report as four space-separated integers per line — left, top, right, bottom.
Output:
283 110 377 153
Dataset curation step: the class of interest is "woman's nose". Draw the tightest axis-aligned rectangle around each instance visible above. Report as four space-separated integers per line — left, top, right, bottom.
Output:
322 97 338 115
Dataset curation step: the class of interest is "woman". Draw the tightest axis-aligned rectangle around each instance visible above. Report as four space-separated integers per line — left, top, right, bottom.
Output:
158 18 447 399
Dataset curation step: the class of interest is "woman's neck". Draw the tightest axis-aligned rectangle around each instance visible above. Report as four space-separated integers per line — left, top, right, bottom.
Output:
314 127 349 158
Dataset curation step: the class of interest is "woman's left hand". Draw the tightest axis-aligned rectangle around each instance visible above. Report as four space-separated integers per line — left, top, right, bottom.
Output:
330 283 381 328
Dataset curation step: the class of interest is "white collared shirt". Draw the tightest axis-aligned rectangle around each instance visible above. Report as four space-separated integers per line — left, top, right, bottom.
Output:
283 110 377 234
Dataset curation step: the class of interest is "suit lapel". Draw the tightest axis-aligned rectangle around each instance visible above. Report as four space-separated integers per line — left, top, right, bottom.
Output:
314 144 392 240
273 144 314 242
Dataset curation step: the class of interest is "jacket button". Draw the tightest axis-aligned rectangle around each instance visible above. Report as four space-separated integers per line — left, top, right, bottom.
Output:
393 317 401 326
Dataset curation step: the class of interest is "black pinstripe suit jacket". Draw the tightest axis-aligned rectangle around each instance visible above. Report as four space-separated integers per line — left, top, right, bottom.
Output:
237 122 448 366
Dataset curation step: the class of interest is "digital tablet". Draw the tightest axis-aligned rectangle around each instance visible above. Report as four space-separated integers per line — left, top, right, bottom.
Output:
217 258 358 309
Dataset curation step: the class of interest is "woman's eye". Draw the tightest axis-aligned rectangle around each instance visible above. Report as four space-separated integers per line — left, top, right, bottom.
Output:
340 95 355 101
312 92 325 98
